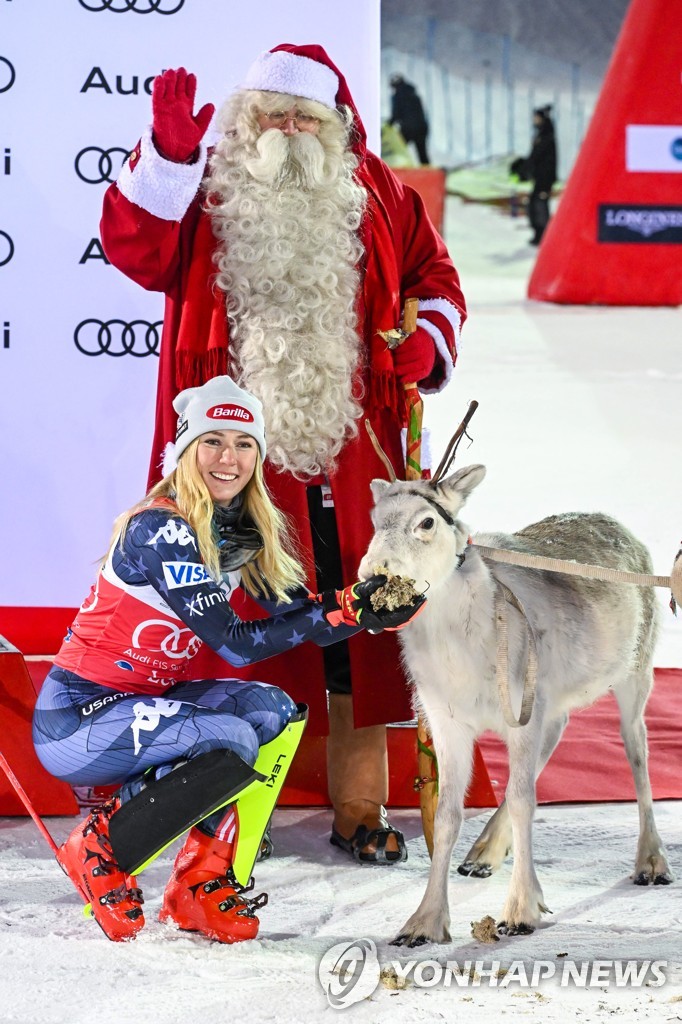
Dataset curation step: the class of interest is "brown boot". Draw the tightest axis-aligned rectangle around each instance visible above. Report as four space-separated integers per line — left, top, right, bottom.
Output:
326 693 406 864
159 826 266 943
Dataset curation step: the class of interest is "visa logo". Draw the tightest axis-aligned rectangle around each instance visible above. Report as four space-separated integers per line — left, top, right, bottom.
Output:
162 562 212 589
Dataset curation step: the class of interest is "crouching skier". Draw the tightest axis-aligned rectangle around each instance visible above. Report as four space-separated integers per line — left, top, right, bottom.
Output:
32 376 424 943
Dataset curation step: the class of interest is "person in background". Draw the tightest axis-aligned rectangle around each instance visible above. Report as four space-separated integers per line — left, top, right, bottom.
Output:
32 376 423 943
388 73 431 165
526 104 557 245
100 44 465 866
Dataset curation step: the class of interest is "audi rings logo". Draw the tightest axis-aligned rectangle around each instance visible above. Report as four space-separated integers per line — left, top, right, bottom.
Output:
0 57 16 94
78 0 185 12
75 147 132 184
74 319 162 357
0 231 14 267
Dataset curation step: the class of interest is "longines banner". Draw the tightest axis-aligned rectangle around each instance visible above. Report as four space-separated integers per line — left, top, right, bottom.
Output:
0 0 380 619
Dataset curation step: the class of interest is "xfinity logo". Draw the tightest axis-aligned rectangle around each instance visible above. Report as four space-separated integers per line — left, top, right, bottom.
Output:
598 204 682 243
0 57 16 94
208 404 254 423
162 562 212 589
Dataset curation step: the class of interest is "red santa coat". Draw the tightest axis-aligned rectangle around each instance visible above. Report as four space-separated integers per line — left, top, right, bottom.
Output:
100 115 466 734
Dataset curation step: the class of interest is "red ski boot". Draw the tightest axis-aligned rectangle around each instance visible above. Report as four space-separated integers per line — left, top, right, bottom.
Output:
56 799 145 942
159 826 266 943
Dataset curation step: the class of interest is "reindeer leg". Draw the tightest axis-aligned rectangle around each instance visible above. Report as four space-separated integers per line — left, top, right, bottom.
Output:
458 714 567 878
392 714 474 947
613 673 673 886
497 716 550 935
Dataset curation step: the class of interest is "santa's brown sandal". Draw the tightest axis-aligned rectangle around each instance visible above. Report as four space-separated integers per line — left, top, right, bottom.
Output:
326 693 407 865
331 813 407 864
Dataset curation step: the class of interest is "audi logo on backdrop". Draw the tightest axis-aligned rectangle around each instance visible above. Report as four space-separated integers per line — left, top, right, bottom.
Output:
75 147 132 184
0 231 15 267
78 0 185 12
74 320 162 357
0 57 16 94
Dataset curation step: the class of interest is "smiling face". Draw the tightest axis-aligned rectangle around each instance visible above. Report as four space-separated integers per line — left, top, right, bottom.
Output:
195 429 259 505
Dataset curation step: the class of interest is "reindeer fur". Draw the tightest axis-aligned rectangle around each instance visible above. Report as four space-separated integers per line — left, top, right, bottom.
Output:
359 464 672 947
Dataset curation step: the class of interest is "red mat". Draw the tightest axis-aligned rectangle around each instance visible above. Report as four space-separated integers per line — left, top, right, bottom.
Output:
478 668 682 804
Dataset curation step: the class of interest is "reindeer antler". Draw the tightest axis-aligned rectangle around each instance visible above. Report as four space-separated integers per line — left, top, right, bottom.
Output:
431 401 479 485
365 419 397 482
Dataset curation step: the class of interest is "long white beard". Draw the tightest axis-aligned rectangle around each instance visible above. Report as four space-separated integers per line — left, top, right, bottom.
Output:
205 129 367 479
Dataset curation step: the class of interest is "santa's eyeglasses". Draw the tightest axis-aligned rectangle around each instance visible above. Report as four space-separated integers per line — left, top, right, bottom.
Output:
260 109 321 130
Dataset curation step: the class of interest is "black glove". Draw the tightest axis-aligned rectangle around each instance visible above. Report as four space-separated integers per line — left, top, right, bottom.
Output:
319 575 426 633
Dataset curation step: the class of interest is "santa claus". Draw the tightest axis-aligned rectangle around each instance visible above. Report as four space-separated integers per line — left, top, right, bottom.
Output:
101 43 466 864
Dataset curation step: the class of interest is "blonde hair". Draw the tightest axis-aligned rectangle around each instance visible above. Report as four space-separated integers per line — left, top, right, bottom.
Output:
109 439 305 603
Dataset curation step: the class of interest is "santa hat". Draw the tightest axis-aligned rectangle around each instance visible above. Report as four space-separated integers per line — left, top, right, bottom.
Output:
162 375 266 477
241 43 366 156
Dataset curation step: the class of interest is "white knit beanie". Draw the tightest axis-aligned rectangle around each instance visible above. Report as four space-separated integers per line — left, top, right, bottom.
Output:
162 376 266 476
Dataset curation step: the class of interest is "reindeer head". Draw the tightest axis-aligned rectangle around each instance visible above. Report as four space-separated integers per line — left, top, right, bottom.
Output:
359 465 487 593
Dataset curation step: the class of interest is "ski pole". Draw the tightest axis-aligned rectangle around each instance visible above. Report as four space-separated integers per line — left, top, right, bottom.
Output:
0 749 60 855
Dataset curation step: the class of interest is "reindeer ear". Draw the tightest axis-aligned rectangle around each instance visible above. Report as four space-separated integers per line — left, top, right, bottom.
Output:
370 479 391 503
438 464 486 502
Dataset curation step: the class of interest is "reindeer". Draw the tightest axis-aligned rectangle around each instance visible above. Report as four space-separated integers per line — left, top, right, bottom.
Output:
359 453 673 947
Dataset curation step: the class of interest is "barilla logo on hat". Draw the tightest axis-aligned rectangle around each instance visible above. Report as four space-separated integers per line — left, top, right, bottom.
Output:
207 404 254 423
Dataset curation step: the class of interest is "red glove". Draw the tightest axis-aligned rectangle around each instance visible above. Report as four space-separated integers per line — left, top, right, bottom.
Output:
151 67 215 163
392 326 436 383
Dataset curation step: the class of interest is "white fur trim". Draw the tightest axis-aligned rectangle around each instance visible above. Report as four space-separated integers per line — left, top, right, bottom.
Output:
414 297 463 395
400 426 433 473
161 441 178 477
242 50 338 108
117 125 207 222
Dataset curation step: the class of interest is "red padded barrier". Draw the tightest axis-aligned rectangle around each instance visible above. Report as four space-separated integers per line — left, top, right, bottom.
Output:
0 607 76 656
393 167 446 234
0 637 79 816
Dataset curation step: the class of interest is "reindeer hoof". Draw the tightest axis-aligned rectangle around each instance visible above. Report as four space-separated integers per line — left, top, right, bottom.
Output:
497 920 535 936
458 860 493 878
634 870 674 886
390 932 429 948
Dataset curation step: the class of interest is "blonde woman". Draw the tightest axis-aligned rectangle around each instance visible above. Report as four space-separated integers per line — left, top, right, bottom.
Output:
33 376 424 945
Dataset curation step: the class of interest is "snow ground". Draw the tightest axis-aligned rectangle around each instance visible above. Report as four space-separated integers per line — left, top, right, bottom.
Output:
1 198 680 1023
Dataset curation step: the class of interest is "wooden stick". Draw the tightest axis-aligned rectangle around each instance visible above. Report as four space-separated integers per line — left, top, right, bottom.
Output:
395 298 437 856
402 297 419 335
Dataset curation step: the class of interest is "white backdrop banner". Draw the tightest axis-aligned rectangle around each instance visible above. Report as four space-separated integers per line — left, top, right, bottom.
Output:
0 0 380 614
